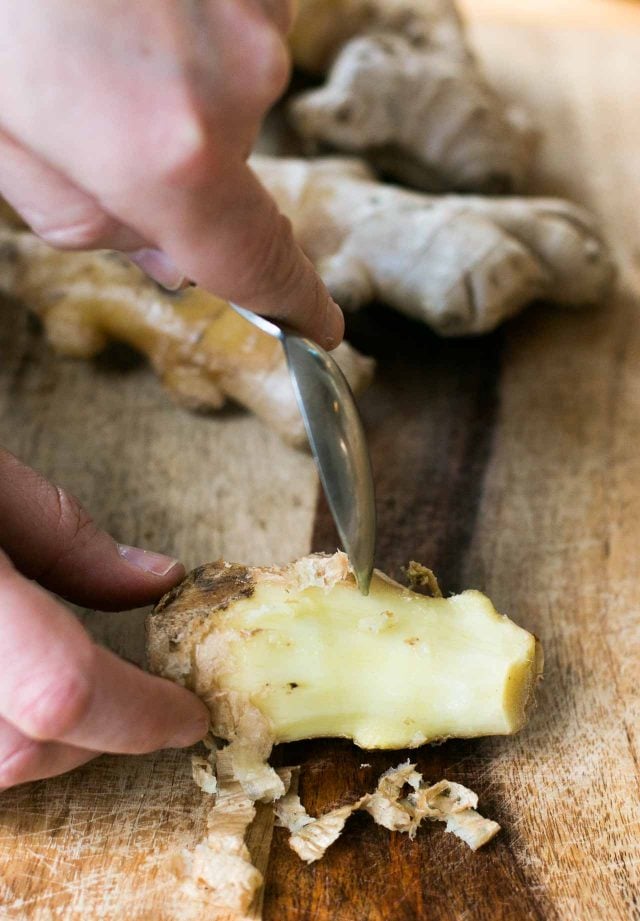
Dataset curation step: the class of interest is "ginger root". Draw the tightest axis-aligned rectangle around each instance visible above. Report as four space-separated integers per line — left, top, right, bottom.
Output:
147 552 542 801
0 151 614 368
153 552 535 901
288 0 536 192
0 227 373 445
253 154 615 335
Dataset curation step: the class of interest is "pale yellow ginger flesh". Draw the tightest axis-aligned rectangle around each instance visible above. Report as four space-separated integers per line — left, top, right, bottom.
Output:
148 552 542 757
0 225 372 445
288 0 536 192
156 555 531 909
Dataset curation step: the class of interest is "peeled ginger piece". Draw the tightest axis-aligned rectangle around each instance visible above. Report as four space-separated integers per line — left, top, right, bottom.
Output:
147 552 542 761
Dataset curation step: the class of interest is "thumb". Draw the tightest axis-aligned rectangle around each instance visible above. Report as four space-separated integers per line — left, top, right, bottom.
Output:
0 449 184 611
111 160 345 350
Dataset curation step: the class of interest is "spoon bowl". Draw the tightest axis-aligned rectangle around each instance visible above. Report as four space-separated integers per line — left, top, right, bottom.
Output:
230 303 376 594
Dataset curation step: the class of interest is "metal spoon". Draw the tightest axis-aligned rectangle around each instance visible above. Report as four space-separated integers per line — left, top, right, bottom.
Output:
230 303 376 595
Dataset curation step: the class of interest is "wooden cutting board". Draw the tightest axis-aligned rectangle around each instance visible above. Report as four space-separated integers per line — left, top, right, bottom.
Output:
1 4 639 919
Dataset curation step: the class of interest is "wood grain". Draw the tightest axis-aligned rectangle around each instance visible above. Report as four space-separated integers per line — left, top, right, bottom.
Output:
266 322 553 921
1 5 640 921
0 304 318 920
264 13 640 921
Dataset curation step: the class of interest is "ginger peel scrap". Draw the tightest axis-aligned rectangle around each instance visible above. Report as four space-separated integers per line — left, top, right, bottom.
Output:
181 751 499 914
275 761 501 863
176 748 265 918
153 553 533 912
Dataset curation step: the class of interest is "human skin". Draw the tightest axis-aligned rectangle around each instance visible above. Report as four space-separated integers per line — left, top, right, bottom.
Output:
0 0 344 349
0 0 346 788
0 448 212 789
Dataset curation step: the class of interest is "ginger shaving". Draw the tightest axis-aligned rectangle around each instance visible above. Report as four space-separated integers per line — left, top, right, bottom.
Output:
224 712 285 804
275 760 500 863
404 561 443 597
191 754 218 796
180 749 498 913
175 749 263 917
291 549 353 591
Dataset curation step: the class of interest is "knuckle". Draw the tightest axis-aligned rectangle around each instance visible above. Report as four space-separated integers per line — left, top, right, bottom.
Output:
19 478 102 585
0 738 43 789
250 27 291 106
35 209 119 250
226 23 290 110
51 485 95 548
144 101 213 188
14 653 95 741
125 34 290 191
39 485 99 577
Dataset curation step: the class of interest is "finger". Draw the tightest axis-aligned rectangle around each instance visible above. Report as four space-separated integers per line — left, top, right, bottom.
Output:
0 129 186 289
0 129 147 252
0 717 96 790
0 448 184 610
117 160 345 349
127 247 186 290
0 2 292 199
0 130 186 290
0 2 342 345
0 555 210 753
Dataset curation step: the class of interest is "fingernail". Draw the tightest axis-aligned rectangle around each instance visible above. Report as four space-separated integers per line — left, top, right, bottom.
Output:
129 248 185 291
167 713 210 748
117 544 181 577
323 298 345 350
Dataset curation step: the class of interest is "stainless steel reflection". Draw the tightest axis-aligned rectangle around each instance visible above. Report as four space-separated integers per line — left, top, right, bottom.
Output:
230 303 376 594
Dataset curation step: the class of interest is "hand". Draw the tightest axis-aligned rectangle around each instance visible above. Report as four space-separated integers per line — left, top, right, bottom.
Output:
0 448 210 790
0 0 344 349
